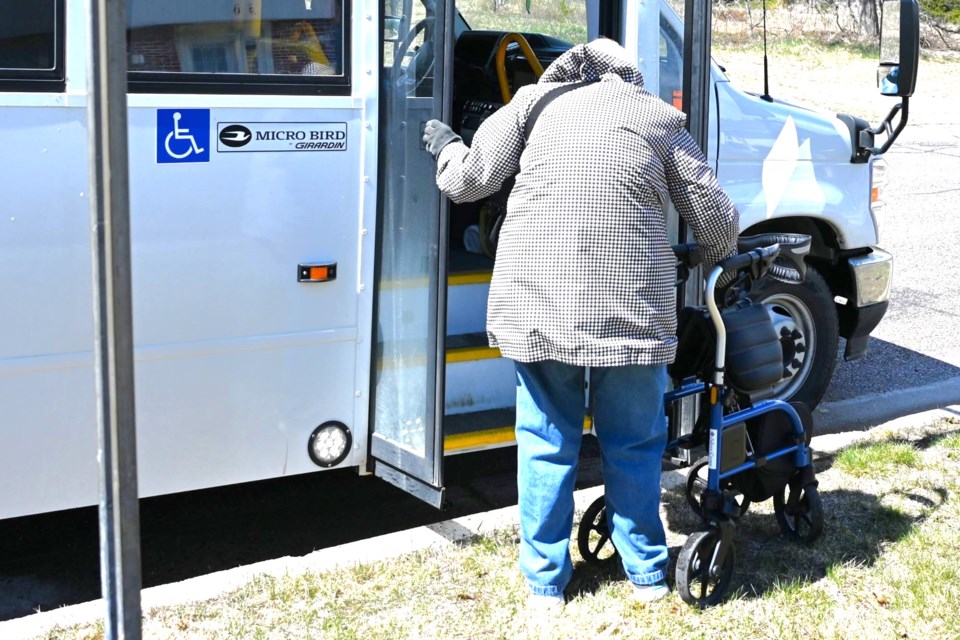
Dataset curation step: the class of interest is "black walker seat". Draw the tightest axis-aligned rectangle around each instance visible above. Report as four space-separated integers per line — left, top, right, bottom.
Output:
576 234 824 608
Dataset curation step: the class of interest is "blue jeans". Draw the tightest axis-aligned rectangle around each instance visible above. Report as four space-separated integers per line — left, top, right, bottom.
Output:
514 359 669 597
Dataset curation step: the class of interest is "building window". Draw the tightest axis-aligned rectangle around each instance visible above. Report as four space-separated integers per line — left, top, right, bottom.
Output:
189 43 234 74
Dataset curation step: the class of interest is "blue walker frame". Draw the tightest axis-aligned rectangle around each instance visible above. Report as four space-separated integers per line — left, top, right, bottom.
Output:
577 241 823 608
667 249 821 606
668 252 812 495
665 385 811 497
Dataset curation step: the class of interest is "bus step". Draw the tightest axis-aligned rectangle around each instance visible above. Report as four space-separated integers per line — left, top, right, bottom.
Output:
446 248 493 335
445 332 513 415
444 409 592 455
446 331 500 362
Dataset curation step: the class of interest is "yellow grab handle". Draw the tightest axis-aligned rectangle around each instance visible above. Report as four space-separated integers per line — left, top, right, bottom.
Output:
495 33 545 104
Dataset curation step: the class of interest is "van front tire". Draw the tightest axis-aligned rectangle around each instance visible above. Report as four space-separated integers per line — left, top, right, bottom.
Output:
748 266 838 410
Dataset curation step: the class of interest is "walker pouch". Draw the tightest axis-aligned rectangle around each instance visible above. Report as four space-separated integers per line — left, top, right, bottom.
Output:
669 306 713 382
723 302 782 394
670 301 783 395
720 422 747 473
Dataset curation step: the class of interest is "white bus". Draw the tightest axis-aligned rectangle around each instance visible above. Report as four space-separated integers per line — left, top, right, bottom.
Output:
0 0 915 516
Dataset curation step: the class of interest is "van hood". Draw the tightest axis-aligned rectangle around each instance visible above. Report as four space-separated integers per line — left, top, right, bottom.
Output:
716 81 854 163
713 80 878 249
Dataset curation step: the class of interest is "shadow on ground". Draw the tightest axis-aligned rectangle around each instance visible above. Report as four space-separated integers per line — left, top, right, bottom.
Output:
569 423 960 603
0 438 604 622
825 337 960 404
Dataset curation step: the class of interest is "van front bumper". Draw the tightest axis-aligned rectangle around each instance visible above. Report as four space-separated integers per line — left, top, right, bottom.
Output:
849 249 893 306
839 248 893 360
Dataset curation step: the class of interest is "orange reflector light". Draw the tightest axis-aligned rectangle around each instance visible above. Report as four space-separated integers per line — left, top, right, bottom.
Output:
298 262 337 283
672 90 683 110
710 386 718 404
871 186 880 203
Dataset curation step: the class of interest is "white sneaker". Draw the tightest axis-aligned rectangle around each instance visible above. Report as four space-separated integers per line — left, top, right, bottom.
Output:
632 582 671 603
526 593 565 618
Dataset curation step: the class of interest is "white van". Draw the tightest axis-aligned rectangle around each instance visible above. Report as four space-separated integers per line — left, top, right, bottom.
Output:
0 0 916 516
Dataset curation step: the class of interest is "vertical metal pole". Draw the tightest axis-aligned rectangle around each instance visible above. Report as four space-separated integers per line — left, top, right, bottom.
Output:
682 0 713 154
622 0 660 98
431 0 453 497
87 0 142 638
678 0 714 450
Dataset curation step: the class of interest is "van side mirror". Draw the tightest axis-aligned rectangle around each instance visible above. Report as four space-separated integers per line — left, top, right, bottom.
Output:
844 0 920 158
878 0 920 97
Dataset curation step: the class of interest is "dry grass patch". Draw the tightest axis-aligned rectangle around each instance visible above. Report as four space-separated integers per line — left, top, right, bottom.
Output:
39 418 960 640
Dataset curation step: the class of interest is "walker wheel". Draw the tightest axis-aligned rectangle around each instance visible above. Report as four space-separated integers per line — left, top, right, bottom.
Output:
685 457 751 521
676 528 736 608
577 495 618 565
773 482 824 544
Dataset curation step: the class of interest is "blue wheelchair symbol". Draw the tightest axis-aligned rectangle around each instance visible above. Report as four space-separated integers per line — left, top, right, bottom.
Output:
157 109 210 163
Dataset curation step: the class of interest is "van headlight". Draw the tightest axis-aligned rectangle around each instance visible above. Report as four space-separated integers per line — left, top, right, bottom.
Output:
870 157 888 219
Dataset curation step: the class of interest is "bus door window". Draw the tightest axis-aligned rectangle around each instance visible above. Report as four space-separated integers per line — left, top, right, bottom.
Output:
369 0 448 505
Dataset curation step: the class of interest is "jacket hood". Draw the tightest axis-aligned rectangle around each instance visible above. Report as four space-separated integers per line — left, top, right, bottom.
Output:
539 38 644 87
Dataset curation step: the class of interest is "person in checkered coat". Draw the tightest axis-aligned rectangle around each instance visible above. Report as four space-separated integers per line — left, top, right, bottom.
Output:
424 38 739 611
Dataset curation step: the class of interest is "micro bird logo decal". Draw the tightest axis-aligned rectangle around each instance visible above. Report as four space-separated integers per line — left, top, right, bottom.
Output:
219 125 253 148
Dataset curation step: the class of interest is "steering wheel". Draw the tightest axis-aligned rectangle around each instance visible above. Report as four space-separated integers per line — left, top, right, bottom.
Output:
390 17 436 96
494 33 545 103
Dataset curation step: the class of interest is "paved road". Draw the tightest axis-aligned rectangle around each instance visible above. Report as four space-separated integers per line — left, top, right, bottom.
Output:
824 121 960 403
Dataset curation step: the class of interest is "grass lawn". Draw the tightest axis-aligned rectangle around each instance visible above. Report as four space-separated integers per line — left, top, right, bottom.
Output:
40 417 960 639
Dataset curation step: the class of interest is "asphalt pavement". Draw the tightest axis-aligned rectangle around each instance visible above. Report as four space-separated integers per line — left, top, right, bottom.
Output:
824 121 960 403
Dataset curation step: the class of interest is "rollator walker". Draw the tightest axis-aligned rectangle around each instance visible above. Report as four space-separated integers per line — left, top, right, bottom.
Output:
577 233 824 608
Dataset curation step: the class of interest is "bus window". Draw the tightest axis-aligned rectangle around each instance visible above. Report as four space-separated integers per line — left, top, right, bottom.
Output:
127 0 349 93
0 0 63 91
457 0 589 45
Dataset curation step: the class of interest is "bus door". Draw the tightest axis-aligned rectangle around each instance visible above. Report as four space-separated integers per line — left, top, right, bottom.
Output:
369 0 452 507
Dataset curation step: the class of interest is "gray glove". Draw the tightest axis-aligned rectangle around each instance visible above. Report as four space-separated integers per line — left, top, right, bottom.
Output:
423 119 461 158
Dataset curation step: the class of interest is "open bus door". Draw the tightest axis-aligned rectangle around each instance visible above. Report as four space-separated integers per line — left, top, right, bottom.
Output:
369 0 452 508
365 0 716 507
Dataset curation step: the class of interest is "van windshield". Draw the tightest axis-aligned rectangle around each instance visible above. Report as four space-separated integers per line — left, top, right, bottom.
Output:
457 0 588 44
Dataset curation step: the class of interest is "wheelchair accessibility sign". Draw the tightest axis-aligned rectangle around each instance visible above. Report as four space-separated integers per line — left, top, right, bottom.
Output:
157 109 210 163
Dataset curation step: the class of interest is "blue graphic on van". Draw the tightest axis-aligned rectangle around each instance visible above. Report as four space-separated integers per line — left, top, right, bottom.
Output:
157 109 210 163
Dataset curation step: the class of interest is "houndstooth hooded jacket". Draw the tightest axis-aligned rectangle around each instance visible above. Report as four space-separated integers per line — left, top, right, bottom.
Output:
435 39 739 367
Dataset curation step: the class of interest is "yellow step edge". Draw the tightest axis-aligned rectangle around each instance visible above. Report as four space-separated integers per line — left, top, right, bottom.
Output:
380 271 493 291
444 425 516 452
446 345 502 363
377 270 492 291
376 344 501 371
448 271 493 286
444 417 593 453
